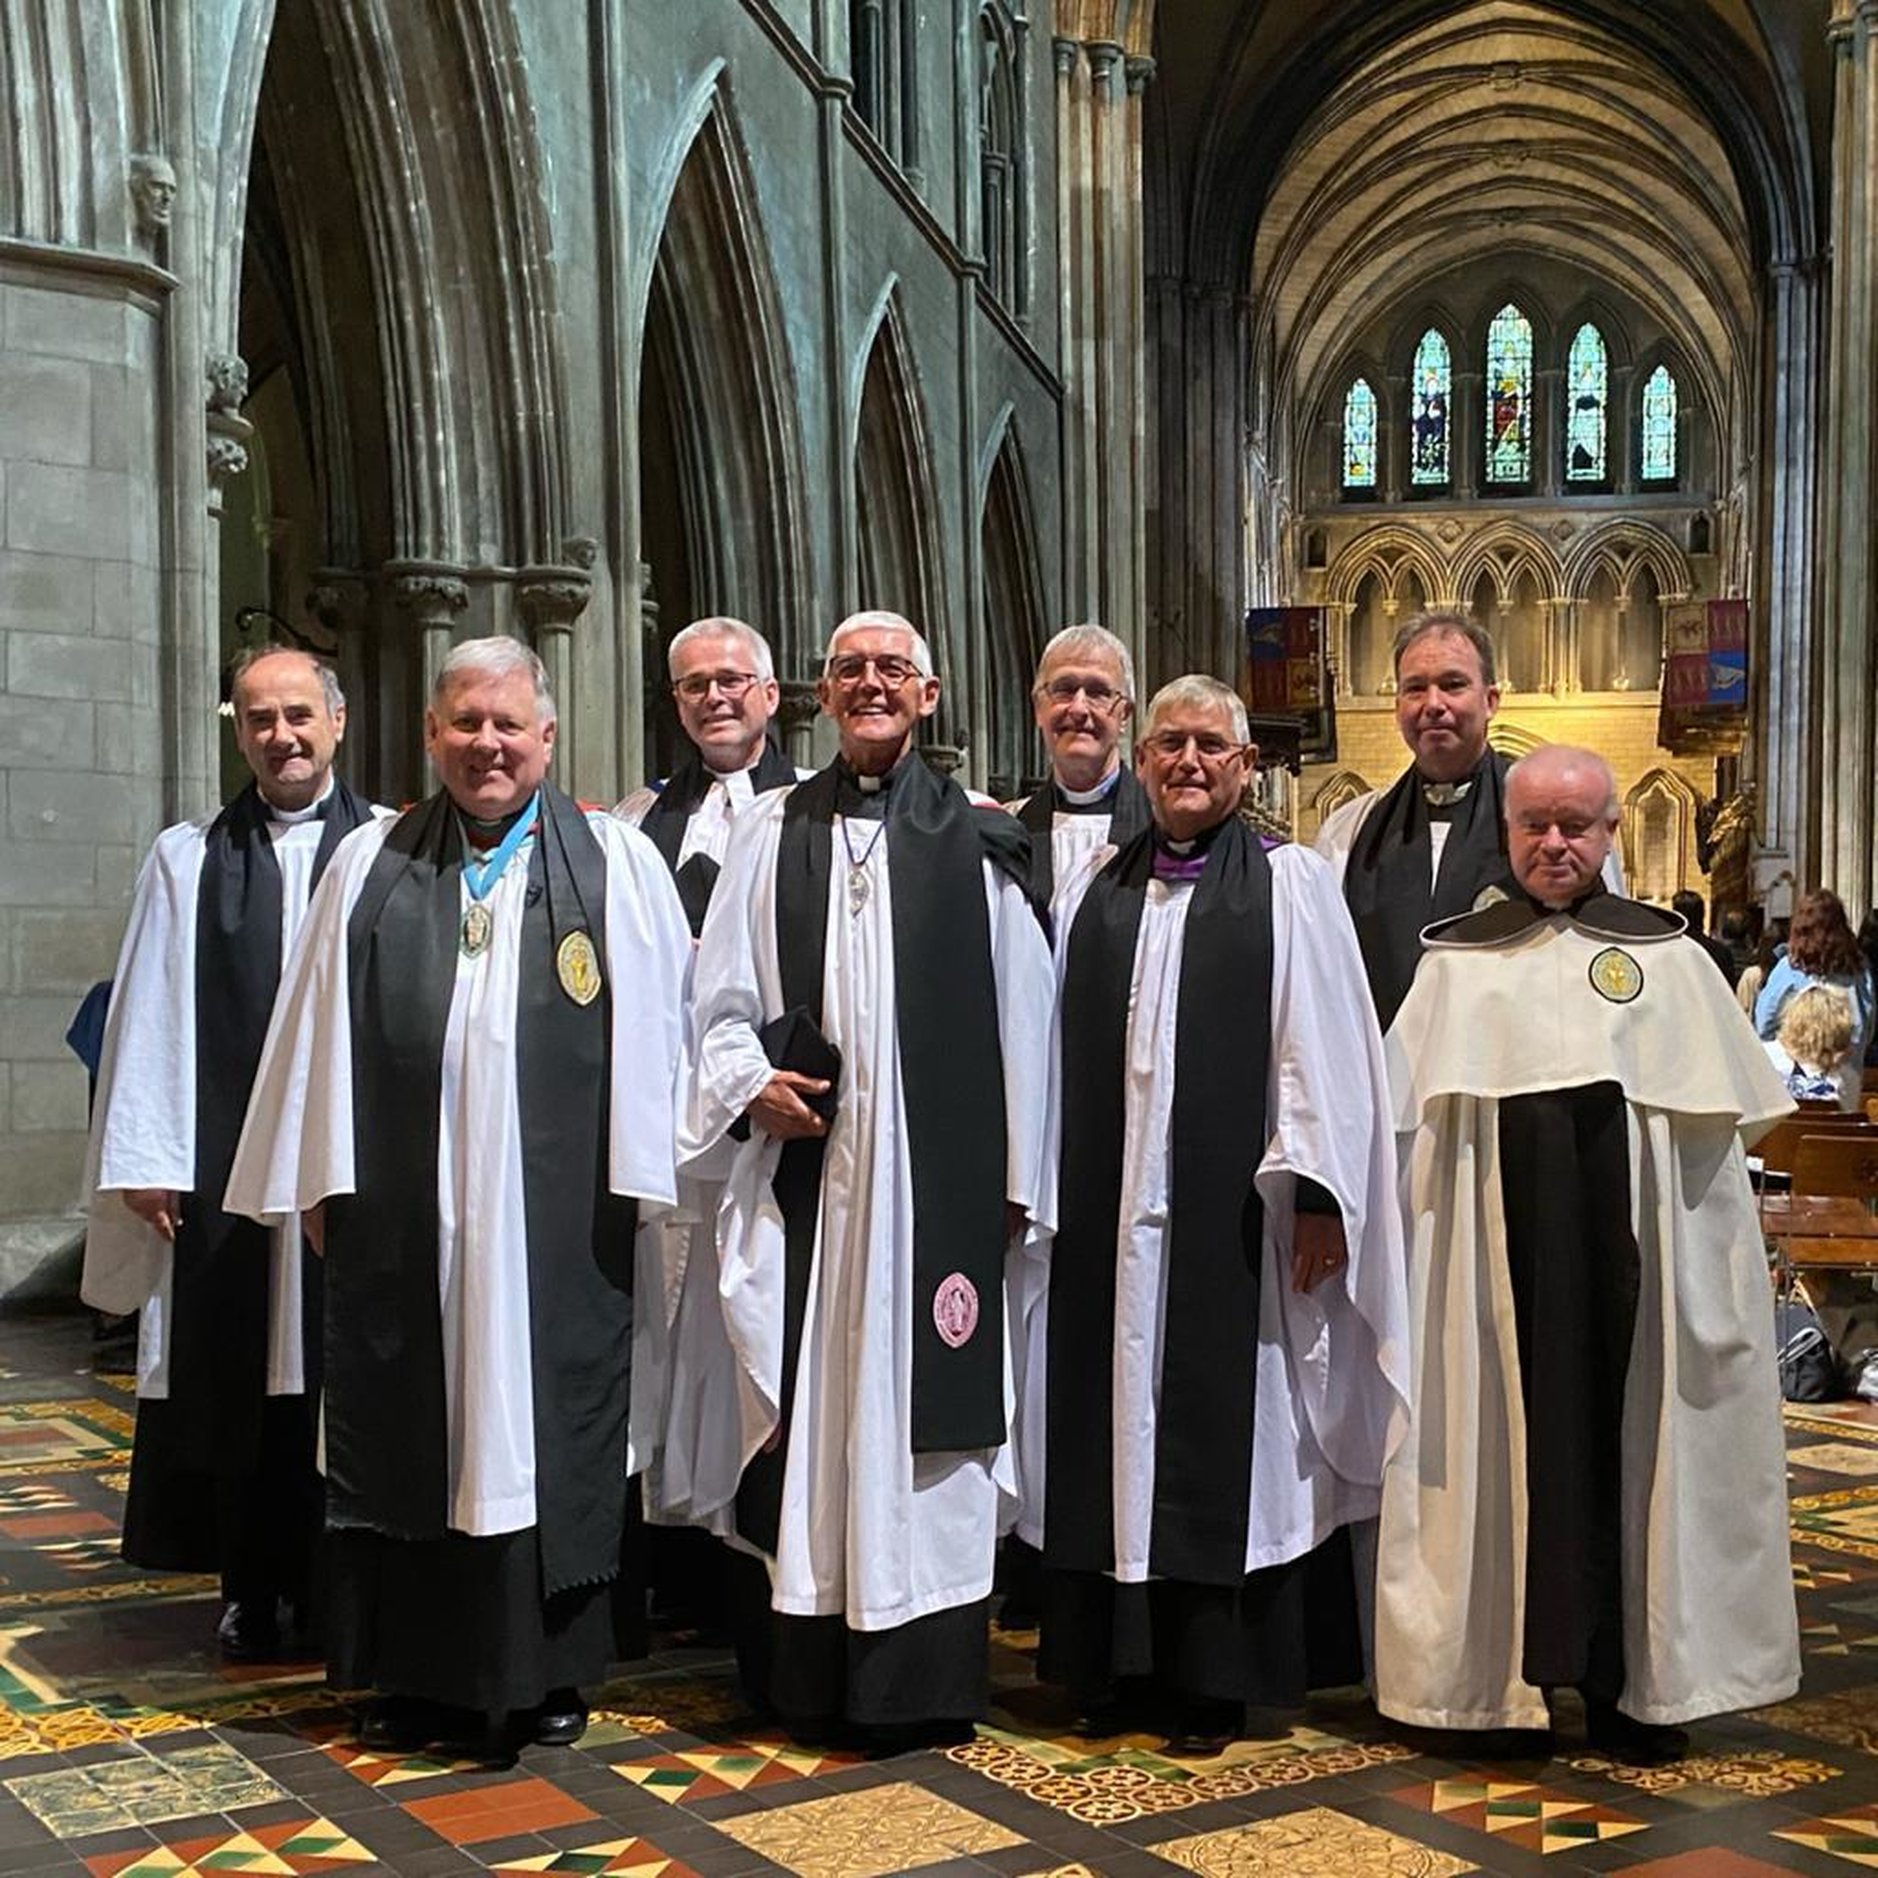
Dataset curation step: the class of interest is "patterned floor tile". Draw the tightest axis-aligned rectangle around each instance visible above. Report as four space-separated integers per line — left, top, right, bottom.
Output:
1793 1444 1878 1476
1776 1800 1878 1866
323 1742 492 1788
947 1724 1414 1824
482 1840 700 1876
609 1737 862 1805
1391 1774 1648 1854
1757 1685 1878 1754
1563 1745 1842 1798
402 1774 598 1845
707 1781 1022 1878
7 1743 285 1835
1149 1807 1476 1876
81 1816 374 1876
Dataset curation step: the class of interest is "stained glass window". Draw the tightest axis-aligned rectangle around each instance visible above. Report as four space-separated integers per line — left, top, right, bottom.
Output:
1410 329 1451 487
1565 322 1608 483
1484 303 1533 484
1343 378 1378 489
1641 363 1678 481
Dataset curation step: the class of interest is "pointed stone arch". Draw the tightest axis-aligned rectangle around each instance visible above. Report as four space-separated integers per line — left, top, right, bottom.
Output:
979 411 1048 797
1486 722 1544 761
1324 524 1448 609
1622 765 1700 901
852 283 952 744
1562 519 1692 604
1312 768 1372 817
637 84 811 770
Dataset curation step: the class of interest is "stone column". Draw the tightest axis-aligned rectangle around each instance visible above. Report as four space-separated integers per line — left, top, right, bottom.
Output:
1758 255 1822 881
1818 0 1878 907
517 565 593 785
1056 34 1153 683
389 566 469 790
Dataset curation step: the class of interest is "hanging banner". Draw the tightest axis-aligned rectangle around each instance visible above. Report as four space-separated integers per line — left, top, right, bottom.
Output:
1242 607 1334 767
1658 598 1748 754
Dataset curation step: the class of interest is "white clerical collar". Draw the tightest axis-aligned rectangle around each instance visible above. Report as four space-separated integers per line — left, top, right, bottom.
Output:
265 776 334 826
1057 767 1122 807
705 762 756 807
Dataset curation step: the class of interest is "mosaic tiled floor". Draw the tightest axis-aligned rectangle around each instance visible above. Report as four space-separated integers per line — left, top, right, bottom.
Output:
5 1314 1878 1873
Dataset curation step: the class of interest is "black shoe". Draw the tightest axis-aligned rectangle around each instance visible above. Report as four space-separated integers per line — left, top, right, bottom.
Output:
1454 1727 1556 1761
1584 1700 1687 1766
534 1689 588 1748
859 1717 976 1755
355 1696 435 1754
1162 1695 1241 1759
216 1600 281 1663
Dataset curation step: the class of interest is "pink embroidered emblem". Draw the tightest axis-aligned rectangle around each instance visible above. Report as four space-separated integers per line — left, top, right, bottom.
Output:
933 1272 980 1349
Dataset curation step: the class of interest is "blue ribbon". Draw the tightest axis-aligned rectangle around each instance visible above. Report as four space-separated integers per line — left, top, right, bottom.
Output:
462 793 540 901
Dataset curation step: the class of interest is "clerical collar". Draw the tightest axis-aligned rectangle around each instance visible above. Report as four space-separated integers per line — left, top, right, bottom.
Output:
1421 776 1475 809
263 775 335 826
1151 816 1228 882
460 799 537 857
833 752 912 820
1055 768 1122 813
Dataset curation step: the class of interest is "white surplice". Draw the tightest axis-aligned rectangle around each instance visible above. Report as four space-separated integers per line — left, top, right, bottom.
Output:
1005 776 1125 900
224 806 691 1537
1375 913 1800 1729
81 789 391 1400
685 787 1055 1630
1015 841 1410 1568
615 764 808 1526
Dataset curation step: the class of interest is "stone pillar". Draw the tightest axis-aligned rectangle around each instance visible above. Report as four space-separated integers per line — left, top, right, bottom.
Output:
389 566 469 788
1056 34 1153 683
1818 0 1878 907
308 574 371 753
777 678 821 769
517 565 593 784
1758 255 1822 881
1326 603 1355 699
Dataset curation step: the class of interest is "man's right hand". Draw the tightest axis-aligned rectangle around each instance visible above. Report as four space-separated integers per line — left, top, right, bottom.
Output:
747 1071 832 1140
124 1188 180 1241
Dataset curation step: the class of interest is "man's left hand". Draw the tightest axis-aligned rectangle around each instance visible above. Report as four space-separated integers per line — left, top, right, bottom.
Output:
1292 1212 1347 1293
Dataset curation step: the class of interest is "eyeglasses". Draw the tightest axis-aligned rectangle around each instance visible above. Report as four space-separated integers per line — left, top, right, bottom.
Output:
825 652 924 687
1142 730 1244 763
1038 676 1126 709
673 670 760 702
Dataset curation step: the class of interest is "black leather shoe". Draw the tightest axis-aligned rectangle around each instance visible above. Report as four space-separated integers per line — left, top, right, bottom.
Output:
216 1600 281 1663
1585 1700 1687 1766
534 1689 588 1747
356 1696 434 1753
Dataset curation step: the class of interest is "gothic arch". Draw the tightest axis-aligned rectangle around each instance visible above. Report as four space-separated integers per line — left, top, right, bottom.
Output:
1486 721 1544 759
978 411 1048 795
1313 768 1372 816
1563 520 1692 603
1452 521 1558 608
1622 765 1700 900
852 284 950 729
1325 526 1449 608
639 86 811 695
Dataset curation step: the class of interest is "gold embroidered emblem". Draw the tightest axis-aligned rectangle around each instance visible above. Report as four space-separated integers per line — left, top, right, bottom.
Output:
1589 946 1643 1004
557 930 602 1006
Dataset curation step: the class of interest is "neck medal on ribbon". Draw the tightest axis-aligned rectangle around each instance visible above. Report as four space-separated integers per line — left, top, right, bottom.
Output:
459 795 540 957
557 930 602 1006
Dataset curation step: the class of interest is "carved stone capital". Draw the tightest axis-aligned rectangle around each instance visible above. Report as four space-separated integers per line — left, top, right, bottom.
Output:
307 573 368 637
1125 54 1157 93
205 407 253 510
1085 38 1124 86
561 534 600 571
921 742 965 776
388 566 471 631
515 569 592 635
1052 35 1080 77
777 678 821 739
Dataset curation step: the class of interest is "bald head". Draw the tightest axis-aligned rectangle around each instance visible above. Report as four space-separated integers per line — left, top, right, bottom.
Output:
1505 745 1619 909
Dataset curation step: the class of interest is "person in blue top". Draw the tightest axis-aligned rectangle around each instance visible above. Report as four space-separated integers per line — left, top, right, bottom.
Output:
1754 889 1875 1110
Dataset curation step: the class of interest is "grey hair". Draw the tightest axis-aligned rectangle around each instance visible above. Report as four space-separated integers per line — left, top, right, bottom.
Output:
433 635 556 724
1141 674 1250 744
1392 609 1497 688
229 644 345 718
1504 744 1620 821
1036 623 1136 701
824 610 935 677
667 615 775 682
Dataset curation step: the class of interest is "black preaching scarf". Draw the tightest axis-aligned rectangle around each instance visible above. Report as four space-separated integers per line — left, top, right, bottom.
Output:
326 782 637 1598
769 759 1029 1440
1014 765 1151 906
640 737 797 936
165 776 371 1470
1045 815 1274 1588
1341 748 1509 1030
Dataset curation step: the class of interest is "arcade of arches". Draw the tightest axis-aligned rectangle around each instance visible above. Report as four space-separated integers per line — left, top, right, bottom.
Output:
0 0 1871 1267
